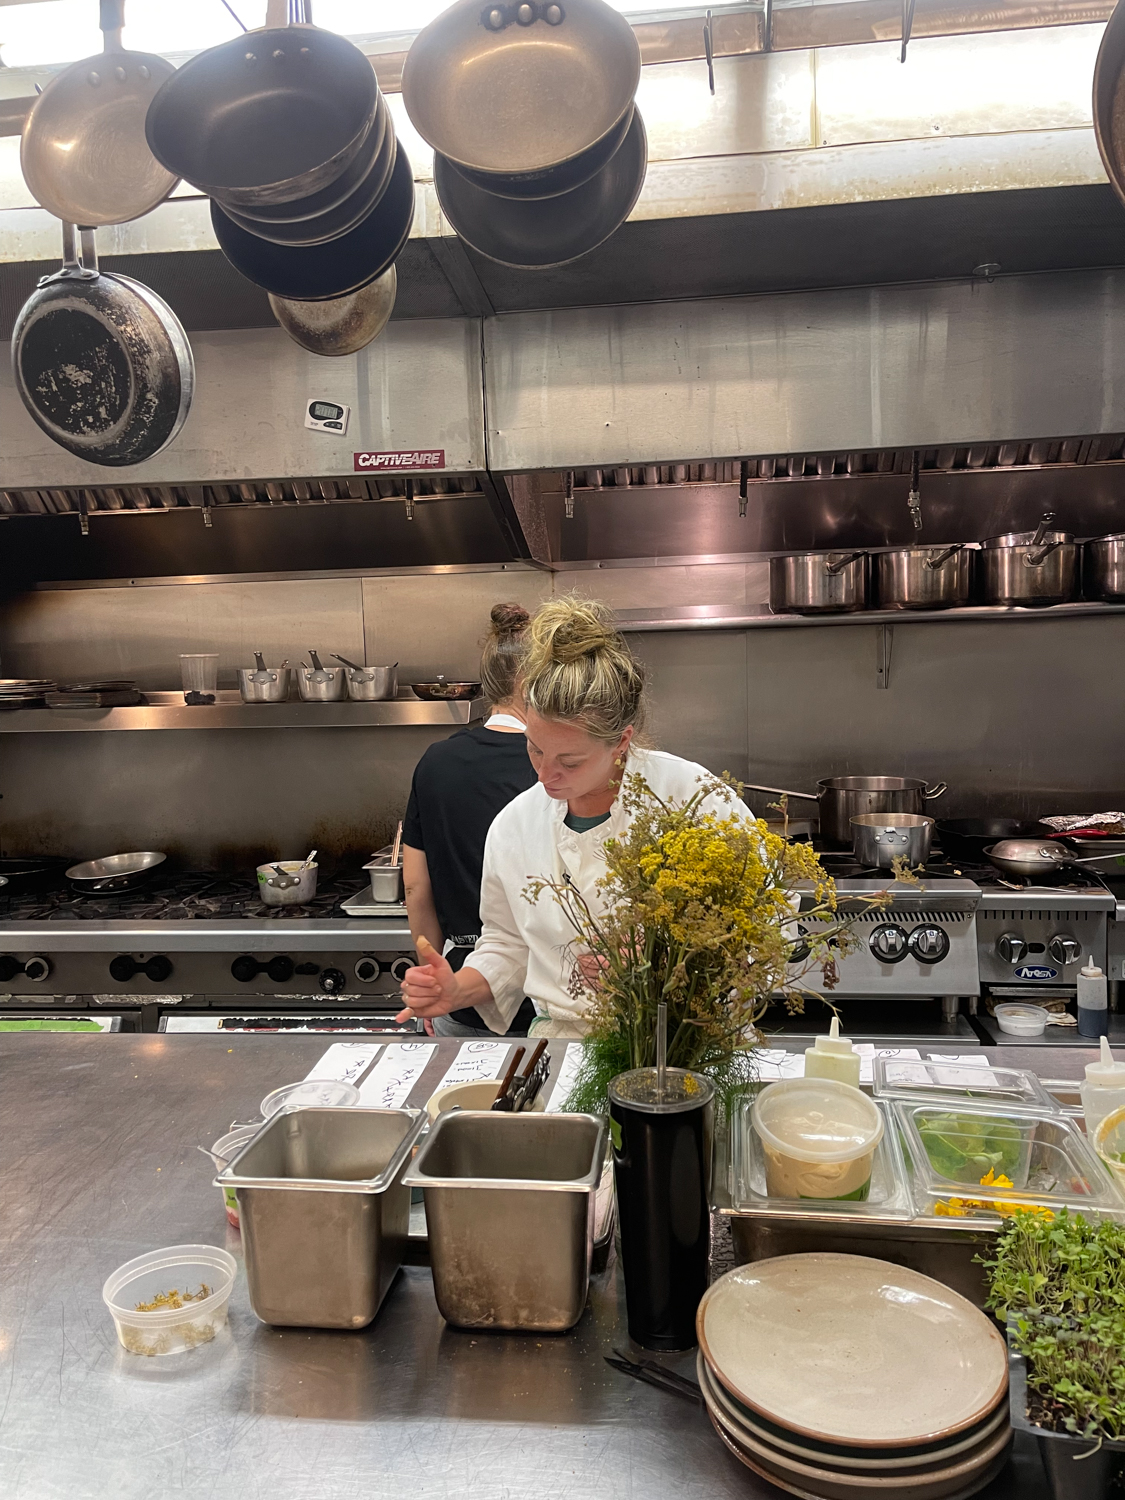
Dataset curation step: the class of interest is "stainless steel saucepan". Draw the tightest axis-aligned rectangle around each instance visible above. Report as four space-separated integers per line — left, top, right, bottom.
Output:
769 552 868 614
984 840 1111 880
744 775 948 847
851 813 933 870
875 545 973 610
978 512 1077 606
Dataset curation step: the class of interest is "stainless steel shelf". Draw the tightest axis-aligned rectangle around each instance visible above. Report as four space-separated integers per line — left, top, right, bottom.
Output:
0 692 487 734
619 601 1125 631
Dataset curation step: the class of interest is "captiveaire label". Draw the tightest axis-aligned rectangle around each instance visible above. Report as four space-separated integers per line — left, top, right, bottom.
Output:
353 450 445 471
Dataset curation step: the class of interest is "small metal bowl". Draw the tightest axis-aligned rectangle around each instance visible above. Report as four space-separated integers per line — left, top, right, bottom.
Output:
411 681 482 701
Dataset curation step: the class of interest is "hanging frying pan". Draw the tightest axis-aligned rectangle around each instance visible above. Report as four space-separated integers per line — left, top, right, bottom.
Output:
220 96 395 248
269 264 396 356
434 108 646 269
20 0 178 227
211 141 414 300
403 0 640 178
11 224 194 467
447 104 633 201
1094 0 1125 209
145 1 378 209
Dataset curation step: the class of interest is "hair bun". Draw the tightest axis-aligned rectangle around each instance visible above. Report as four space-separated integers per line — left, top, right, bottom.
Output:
550 616 618 664
489 602 530 638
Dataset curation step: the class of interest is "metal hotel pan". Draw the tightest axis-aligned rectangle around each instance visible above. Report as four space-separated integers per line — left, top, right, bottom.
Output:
403 0 641 178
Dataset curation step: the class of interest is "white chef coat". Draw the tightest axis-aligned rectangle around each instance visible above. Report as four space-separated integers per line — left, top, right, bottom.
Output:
463 747 755 1036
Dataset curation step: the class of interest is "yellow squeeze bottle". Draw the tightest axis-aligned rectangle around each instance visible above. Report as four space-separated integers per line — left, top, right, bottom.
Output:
803 1016 862 1088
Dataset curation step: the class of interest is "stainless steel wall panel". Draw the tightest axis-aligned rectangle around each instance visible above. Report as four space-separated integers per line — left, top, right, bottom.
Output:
636 53 815 160
484 272 1125 471
0 321 485 490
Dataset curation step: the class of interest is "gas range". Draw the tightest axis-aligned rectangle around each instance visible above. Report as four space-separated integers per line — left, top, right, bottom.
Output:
0 867 414 1025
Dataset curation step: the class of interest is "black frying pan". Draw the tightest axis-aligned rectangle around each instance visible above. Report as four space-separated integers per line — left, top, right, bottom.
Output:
145 9 378 209
211 142 414 300
221 96 395 249
447 105 634 201
0 857 70 895
11 224 194 467
434 109 647 269
935 818 1045 863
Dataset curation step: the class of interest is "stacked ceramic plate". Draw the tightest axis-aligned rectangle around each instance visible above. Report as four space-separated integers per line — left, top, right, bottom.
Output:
0 679 55 709
697 1254 1011 1500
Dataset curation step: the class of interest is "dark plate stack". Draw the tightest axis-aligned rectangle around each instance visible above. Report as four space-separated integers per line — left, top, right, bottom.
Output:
145 7 410 343
0 678 55 709
404 0 647 268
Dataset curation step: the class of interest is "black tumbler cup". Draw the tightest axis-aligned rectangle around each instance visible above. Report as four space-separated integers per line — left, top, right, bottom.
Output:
608 1067 715 1351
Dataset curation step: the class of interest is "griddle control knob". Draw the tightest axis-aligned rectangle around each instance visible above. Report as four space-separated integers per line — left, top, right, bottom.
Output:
354 957 382 984
231 955 259 983
145 956 173 983
869 924 909 964
1049 934 1082 967
908 925 950 964
23 955 51 983
996 933 1028 965
0 955 21 983
389 956 413 984
319 967 346 995
266 956 295 983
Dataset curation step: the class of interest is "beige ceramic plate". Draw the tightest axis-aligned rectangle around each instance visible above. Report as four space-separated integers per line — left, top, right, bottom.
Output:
707 1409 1013 1500
697 1356 1009 1472
697 1253 1007 1448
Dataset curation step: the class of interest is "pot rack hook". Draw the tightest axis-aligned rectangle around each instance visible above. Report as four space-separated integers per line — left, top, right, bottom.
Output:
763 0 773 52
564 470 575 520
404 476 415 522
218 0 247 30
907 450 922 532
900 0 916 61
703 9 715 94
738 460 749 519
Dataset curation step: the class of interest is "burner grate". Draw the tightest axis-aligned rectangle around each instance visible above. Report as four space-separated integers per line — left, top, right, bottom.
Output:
0 869 370 922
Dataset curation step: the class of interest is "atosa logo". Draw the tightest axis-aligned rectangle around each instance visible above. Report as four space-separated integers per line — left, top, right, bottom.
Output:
353 450 445 471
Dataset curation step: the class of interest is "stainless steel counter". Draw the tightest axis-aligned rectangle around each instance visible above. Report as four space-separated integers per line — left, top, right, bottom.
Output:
0 1035 1071 1499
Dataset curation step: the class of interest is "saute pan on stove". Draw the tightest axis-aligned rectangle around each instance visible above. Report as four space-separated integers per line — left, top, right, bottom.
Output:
935 818 1044 863
66 851 166 894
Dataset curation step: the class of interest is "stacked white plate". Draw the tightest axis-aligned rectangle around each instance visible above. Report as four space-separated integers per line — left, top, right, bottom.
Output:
697 1254 1011 1500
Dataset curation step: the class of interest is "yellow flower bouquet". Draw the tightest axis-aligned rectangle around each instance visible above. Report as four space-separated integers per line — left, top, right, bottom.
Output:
526 771 859 1112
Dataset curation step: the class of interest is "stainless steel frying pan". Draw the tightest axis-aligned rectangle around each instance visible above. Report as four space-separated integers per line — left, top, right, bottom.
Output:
66 850 166 893
984 840 1111 880
269 265 396 356
20 0 178 226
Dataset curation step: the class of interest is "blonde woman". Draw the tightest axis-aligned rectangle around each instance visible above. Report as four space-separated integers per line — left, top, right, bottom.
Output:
399 596 751 1039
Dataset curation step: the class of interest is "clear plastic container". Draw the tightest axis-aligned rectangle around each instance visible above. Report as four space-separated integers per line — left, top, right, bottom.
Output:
750 1078 884 1202
895 1099 1125 1221
1093 1105 1125 1194
733 1095 911 1218
993 1002 1049 1036
179 653 219 697
872 1056 1057 1112
103 1244 237 1356
260 1080 360 1119
207 1124 261 1227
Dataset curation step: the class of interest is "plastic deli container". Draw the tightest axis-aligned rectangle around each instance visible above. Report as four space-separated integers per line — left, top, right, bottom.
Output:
208 1125 261 1227
1093 1105 1125 1195
750 1078 884 1202
993 1003 1049 1037
103 1244 237 1356
260 1080 360 1119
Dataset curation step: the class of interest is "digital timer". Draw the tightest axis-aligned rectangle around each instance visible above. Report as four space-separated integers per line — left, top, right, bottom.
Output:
304 400 351 435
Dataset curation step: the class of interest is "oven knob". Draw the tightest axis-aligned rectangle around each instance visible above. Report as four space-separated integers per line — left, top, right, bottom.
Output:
319 967 346 995
388 956 413 984
110 954 138 982
354 956 382 984
231 955 259 983
1049 934 1083 967
870 924 909 963
24 955 51 983
996 933 1028 965
788 938 811 964
908 925 950 964
0 955 21 983
266 955 295 983
144 956 173 983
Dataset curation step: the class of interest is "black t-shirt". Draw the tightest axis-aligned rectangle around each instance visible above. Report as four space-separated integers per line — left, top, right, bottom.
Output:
402 723 537 1031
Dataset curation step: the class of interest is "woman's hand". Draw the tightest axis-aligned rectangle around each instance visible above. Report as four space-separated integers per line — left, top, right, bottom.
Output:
396 934 463 1023
576 951 609 990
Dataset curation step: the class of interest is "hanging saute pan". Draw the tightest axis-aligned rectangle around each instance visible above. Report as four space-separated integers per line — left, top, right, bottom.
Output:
11 224 194 467
220 96 395 248
145 1 378 209
269 264 397 356
1094 0 1125 210
403 0 640 178
434 109 646 269
211 141 414 300
447 103 633 201
21 0 178 226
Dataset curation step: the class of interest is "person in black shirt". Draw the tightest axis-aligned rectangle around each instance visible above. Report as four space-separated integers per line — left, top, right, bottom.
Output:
401 602 537 1037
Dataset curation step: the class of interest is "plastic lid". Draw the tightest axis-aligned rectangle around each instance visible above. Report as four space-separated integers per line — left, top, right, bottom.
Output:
1086 1035 1125 1086
751 1078 883 1163
1081 957 1105 978
812 1015 855 1057
260 1079 361 1118
608 1067 715 1114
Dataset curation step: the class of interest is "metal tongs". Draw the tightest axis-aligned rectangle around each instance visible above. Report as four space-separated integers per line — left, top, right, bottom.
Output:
604 1349 702 1406
491 1039 549 1112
